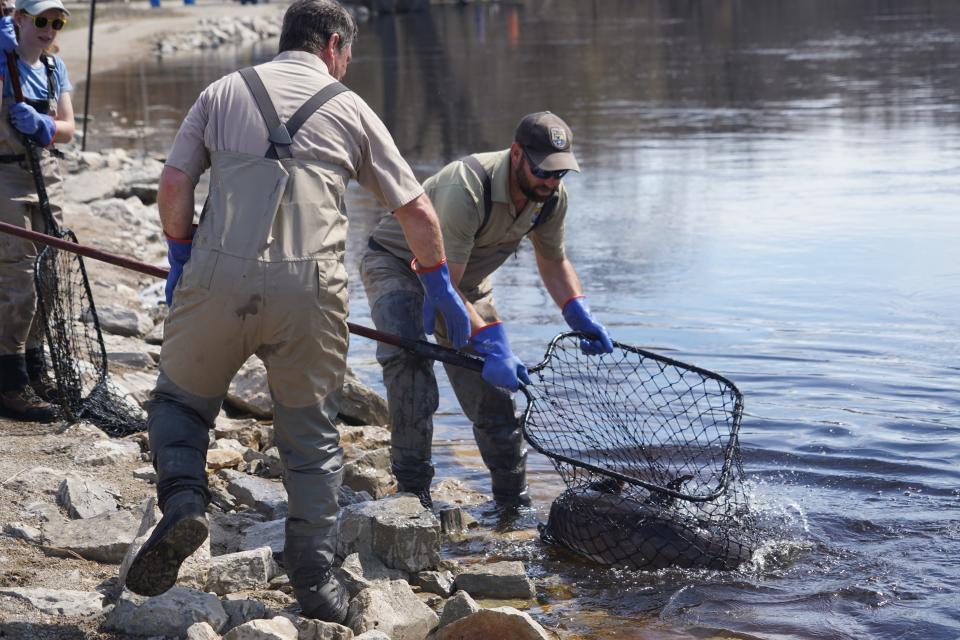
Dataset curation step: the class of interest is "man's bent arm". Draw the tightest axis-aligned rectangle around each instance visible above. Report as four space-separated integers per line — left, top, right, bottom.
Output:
394 194 485 329
158 166 196 239
536 252 584 309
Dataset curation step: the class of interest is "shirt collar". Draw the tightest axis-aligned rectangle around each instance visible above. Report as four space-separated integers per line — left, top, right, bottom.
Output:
273 50 332 76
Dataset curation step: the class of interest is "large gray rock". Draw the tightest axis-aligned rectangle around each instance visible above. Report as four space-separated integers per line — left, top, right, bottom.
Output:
57 474 118 519
412 569 454 597
437 590 480 628
337 495 440 573
0 588 103 617
453 561 534 600
220 469 288 519
106 587 228 637
187 621 221 640
62 167 122 203
222 596 268 633
83 304 152 337
342 447 395 499
334 552 408 598
206 546 275 596
334 369 388 426
72 438 142 466
287 615 355 640
433 607 554 640
239 517 285 555
43 508 142 563
345 580 438 640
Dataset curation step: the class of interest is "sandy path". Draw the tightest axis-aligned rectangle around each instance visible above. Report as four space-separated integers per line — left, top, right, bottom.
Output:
56 0 286 77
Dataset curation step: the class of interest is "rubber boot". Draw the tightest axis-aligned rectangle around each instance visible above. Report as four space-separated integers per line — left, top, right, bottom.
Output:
125 489 208 596
491 468 532 510
283 531 349 623
25 348 58 403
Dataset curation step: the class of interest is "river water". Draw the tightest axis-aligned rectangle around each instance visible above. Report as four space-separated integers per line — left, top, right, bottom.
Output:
76 1 960 638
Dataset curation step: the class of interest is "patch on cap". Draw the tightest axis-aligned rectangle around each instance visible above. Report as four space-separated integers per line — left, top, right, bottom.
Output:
549 126 569 150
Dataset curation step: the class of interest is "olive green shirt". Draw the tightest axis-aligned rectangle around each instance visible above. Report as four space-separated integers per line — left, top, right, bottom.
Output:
370 149 568 292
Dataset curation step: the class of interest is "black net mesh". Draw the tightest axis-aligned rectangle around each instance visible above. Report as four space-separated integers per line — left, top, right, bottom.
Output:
527 333 757 570
34 230 146 436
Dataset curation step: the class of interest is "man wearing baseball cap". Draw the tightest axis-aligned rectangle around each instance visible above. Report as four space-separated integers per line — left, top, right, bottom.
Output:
361 111 613 511
0 0 74 422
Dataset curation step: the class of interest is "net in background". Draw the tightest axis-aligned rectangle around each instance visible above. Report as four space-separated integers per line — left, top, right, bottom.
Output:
527 333 757 570
34 231 146 436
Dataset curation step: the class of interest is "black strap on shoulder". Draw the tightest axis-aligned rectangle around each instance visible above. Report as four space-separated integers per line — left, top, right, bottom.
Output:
39 53 56 102
239 66 348 160
461 155 492 239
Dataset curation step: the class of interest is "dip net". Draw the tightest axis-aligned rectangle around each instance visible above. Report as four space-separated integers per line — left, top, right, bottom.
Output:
33 230 146 436
526 333 757 570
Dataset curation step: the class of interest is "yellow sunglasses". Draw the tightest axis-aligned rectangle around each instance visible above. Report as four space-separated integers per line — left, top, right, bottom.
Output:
27 13 67 30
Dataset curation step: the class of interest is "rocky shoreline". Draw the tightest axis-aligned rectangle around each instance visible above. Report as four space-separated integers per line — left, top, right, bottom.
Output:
0 146 564 639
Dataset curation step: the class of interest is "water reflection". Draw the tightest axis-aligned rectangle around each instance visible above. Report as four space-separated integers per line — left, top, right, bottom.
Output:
71 1 960 638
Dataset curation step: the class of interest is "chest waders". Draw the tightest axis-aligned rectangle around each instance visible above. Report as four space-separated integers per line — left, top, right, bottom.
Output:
133 67 351 621
0 52 65 404
361 155 556 509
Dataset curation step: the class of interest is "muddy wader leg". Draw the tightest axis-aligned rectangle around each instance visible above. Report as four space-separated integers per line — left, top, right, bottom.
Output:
125 373 217 597
371 289 439 509
271 396 349 623
444 360 531 509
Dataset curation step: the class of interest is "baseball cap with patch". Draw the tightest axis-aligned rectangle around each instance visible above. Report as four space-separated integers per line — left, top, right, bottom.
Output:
15 0 69 16
515 111 580 173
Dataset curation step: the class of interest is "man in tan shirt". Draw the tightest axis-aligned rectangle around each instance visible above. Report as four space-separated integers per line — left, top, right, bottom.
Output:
362 111 613 511
124 0 469 623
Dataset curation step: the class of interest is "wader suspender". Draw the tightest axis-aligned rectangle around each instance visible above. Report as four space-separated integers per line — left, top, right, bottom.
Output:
238 66 349 159
460 154 559 239
0 53 58 164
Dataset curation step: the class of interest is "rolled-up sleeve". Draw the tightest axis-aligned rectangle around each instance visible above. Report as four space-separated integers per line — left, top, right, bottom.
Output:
353 98 424 212
165 87 213 183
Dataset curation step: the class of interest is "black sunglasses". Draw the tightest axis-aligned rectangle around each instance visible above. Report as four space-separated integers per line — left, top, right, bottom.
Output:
28 14 67 30
522 148 569 180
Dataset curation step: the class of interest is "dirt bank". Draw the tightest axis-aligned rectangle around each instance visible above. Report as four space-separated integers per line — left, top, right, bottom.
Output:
55 0 287 77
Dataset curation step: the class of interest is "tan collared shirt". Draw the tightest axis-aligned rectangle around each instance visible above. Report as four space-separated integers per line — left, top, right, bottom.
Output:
165 50 424 212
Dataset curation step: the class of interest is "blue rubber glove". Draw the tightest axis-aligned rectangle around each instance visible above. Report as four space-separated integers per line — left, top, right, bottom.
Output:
1 16 17 54
165 231 194 306
469 322 531 391
562 296 614 355
412 257 470 349
9 103 56 147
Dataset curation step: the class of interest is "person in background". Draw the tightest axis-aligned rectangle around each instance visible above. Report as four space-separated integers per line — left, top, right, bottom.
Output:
0 0 75 422
123 0 469 624
361 111 614 511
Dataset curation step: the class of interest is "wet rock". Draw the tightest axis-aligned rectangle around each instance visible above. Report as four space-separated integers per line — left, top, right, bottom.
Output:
433 607 555 640
453 561 534 600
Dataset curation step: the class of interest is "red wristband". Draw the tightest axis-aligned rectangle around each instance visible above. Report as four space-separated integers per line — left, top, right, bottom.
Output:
410 256 447 274
470 320 502 338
